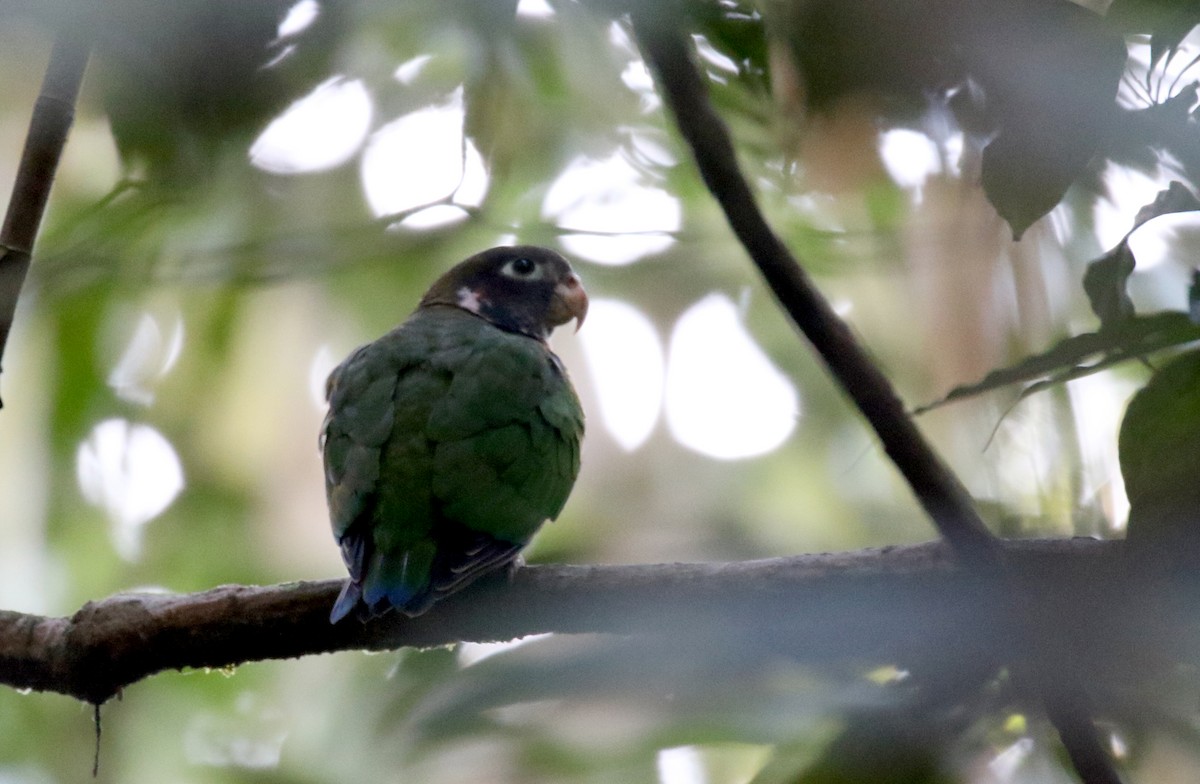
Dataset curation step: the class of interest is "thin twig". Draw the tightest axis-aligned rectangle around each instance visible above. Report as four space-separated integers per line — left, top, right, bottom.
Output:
0 29 91 407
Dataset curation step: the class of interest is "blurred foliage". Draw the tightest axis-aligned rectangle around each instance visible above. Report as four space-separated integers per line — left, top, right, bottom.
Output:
2 0 1200 783
913 311 1200 416
765 0 1130 239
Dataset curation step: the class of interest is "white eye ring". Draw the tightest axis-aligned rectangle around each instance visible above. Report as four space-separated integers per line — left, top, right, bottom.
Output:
501 257 543 279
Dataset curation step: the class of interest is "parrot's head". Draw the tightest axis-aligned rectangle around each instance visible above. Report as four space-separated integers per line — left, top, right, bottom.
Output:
419 246 588 341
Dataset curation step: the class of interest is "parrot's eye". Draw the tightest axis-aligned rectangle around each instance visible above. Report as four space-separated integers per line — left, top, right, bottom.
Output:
503 257 540 279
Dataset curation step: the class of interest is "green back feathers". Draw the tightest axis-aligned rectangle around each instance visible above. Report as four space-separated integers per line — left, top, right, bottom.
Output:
324 245 587 622
323 306 583 619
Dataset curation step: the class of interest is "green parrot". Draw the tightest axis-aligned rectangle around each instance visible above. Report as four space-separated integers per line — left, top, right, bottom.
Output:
322 246 587 622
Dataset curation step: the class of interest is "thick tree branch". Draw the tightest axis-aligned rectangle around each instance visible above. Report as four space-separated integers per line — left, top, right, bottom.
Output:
0 30 90 406
1 538 1192 710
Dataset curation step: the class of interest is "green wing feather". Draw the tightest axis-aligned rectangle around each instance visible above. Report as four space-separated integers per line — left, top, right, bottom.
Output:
323 307 583 620
427 323 583 541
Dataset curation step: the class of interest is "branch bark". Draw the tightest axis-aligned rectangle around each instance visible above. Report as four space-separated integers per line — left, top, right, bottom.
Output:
0 29 90 407
3 538 1176 708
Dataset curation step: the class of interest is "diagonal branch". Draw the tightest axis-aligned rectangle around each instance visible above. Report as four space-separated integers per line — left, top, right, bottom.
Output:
0 538 1161 707
0 29 91 407
627 12 1123 783
628 10 998 567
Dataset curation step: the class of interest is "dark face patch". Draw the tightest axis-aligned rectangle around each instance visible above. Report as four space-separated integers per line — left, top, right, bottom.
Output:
419 246 586 340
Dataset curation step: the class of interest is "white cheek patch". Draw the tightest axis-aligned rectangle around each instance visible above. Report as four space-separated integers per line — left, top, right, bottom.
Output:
456 286 485 314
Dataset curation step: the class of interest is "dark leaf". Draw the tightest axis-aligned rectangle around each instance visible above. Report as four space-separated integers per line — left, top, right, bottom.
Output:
1107 0 1200 67
790 709 959 784
767 0 956 116
915 312 1200 413
96 0 342 181
1150 15 1200 71
1190 269 1200 324
1082 243 1137 328
1080 182 1200 327
1105 86 1200 186
1132 180 1200 232
973 1 1127 238
980 127 1081 241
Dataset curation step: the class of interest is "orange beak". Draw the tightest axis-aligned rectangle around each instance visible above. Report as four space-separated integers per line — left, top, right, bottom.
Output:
552 272 589 332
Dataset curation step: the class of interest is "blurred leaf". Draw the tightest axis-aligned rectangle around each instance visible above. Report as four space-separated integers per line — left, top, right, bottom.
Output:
760 653 1009 784
1107 0 1200 68
790 711 957 784
462 11 559 182
1105 87 1200 204
1083 244 1137 329
915 312 1200 413
1132 181 1200 232
1120 348 1200 565
1152 21 1200 75
409 634 885 751
94 0 341 182
1082 181 1199 328
978 127 1075 241
685 0 770 87
1190 270 1200 324
765 0 951 116
767 0 1126 238
976 1 1126 239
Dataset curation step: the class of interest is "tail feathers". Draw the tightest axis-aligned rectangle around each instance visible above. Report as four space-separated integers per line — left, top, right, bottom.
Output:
329 577 418 623
329 535 525 622
329 580 363 624
363 577 422 616
330 571 426 623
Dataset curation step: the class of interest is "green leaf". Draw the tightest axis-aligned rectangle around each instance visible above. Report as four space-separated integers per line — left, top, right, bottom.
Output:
1120 348 1200 564
914 312 1200 413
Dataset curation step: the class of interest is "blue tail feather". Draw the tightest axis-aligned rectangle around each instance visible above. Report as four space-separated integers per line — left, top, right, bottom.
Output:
362 578 418 613
329 580 363 623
